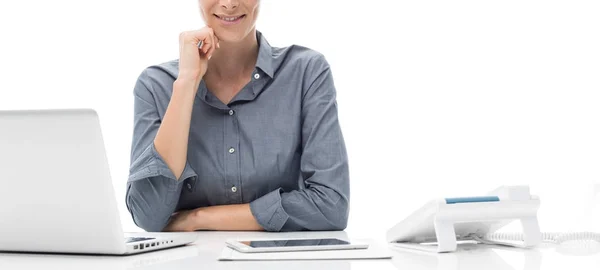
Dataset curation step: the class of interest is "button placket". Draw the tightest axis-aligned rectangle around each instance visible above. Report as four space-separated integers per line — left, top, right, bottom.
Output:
223 105 241 203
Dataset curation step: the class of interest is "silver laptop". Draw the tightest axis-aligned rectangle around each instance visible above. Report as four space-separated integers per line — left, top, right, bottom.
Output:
0 108 197 255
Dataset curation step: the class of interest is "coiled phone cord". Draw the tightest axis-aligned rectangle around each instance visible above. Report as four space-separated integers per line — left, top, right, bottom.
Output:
481 232 600 245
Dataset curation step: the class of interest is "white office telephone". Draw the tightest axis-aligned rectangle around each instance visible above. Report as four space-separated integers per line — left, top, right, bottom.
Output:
386 186 600 253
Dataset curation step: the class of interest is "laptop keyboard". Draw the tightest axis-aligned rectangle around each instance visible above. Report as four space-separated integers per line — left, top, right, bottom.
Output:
125 237 155 243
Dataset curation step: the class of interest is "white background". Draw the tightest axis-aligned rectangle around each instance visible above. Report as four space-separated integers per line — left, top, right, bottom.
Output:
1 0 599 237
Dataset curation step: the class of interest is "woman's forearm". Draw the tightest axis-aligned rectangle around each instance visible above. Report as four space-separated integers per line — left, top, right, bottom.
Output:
153 79 198 180
193 204 264 231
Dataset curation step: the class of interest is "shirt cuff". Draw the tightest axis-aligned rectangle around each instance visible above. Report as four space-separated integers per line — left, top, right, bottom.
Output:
249 188 290 232
128 142 197 182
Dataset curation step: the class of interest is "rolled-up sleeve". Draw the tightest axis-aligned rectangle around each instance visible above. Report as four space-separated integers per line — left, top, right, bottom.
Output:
250 55 350 231
125 70 197 232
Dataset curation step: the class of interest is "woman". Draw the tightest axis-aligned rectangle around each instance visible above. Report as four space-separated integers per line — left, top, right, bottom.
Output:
125 0 349 232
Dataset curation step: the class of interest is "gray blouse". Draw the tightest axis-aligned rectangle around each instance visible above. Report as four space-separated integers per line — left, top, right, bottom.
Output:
125 31 349 232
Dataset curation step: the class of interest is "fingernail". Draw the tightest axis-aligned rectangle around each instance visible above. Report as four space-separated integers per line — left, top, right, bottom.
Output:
209 55 212 60
217 43 220 48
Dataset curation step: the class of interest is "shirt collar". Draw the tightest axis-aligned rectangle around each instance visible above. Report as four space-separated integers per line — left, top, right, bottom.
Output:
255 30 274 78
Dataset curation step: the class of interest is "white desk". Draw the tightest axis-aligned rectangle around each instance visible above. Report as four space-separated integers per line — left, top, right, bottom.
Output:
1 230 599 270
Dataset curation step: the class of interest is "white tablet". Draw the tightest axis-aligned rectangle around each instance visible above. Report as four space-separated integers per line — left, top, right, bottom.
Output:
225 238 369 253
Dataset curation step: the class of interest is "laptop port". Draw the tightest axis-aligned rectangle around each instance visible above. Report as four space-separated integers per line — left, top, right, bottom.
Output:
134 245 138 250
139 244 144 250
145 243 149 248
151 243 155 247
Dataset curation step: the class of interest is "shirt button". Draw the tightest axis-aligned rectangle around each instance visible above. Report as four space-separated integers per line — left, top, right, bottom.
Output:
186 183 192 190
253 73 260 80
228 109 234 116
231 186 237 193
228 147 235 154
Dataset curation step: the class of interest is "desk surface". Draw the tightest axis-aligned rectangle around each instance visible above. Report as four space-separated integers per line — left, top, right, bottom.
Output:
1 230 599 270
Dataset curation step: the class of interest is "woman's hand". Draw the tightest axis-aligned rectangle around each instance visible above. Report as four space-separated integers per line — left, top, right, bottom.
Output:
162 204 263 231
177 27 220 86
163 209 199 232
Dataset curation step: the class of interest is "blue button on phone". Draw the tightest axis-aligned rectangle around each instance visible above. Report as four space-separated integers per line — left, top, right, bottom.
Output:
445 196 500 204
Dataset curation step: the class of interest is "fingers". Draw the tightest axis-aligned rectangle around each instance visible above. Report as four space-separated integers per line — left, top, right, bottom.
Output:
183 29 209 54
200 36 212 55
181 27 220 59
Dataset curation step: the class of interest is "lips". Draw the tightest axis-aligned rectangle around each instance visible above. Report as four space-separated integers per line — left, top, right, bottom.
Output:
214 14 246 23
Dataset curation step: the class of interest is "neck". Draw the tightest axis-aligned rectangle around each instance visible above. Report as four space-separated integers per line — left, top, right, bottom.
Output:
207 29 258 80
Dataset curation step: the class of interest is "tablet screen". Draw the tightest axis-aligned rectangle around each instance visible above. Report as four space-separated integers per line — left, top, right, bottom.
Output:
244 238 350 248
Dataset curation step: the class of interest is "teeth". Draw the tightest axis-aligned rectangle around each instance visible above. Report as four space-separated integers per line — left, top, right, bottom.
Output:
221 16 241 21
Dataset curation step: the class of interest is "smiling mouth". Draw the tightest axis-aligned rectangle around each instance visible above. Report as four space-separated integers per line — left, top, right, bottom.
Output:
214 14 246 22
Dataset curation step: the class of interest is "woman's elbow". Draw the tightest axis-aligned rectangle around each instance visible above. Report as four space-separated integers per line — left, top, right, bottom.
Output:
134 215 168 232
129 208 169 232
321 197 349 231
126 185 171 232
